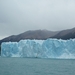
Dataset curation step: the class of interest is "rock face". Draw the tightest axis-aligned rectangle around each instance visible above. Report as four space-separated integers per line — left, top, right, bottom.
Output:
1 39 75 59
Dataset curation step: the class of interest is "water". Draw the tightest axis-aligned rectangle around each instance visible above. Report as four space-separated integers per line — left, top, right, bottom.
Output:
0 57 75 75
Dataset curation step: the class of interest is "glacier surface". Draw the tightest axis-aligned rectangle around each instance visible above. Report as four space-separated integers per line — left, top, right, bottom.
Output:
1 39 75 59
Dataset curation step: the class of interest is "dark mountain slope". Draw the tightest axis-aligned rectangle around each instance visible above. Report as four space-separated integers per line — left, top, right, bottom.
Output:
52 27 75 39
0 27 75 45
0 30 59 45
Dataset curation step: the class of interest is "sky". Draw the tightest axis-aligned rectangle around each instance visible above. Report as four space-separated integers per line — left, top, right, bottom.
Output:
0 0 75 39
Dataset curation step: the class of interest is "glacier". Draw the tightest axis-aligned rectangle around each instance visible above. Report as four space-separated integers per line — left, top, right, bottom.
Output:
1 39 75 59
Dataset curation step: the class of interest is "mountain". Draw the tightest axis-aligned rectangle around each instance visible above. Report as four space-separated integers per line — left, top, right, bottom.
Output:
0 30 59 45
0 27 75 45
52 27 75 39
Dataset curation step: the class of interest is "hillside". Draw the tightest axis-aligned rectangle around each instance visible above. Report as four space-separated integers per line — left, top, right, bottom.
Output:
52 27 75 39
0 27 75 45
0 30 59 45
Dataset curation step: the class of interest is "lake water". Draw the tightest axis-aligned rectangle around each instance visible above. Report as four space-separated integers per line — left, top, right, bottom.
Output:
0 57 75 75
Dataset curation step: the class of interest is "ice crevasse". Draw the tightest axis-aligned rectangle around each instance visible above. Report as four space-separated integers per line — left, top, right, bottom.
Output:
1 39 75 59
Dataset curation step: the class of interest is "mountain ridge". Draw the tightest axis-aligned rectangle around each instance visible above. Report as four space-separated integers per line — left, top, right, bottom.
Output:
0 27 75 45
51 27 75 39
0 29 59 45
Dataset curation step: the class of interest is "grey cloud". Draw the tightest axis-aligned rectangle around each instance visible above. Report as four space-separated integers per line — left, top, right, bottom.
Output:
0 0 75 39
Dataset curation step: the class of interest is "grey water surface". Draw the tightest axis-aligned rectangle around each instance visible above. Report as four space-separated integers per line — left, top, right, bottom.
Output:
0 57 75 75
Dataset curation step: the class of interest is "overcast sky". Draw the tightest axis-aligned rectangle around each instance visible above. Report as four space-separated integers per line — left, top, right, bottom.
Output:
0 0 75 39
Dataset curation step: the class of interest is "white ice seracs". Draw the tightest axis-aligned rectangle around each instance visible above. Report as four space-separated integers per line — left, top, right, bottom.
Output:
1 39 75 59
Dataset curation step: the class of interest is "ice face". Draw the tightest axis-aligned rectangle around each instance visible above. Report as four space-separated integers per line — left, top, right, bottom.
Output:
1 39 75 59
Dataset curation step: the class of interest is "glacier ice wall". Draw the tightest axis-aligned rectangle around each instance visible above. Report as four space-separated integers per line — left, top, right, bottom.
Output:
1 39 75 59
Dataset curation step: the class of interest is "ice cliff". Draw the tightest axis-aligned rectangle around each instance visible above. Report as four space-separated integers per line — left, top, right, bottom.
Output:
1 39 75 59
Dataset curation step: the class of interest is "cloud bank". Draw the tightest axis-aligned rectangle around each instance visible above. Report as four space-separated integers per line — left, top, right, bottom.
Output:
0 0 75 39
